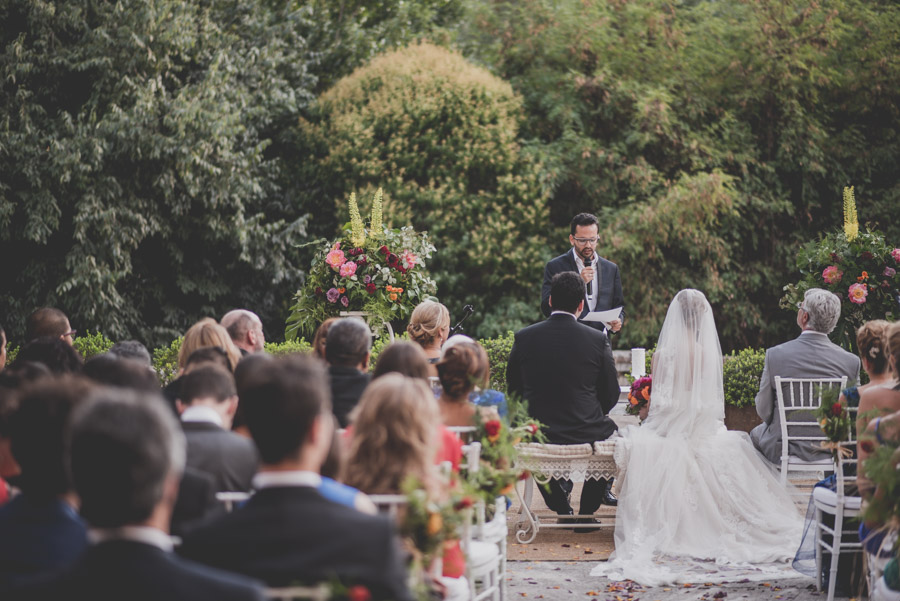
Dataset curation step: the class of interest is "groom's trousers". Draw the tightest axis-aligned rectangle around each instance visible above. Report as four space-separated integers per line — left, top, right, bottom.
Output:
537 477 611 515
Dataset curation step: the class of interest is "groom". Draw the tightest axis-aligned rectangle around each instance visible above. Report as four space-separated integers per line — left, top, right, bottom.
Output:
508 272 621 527
541 213 624 336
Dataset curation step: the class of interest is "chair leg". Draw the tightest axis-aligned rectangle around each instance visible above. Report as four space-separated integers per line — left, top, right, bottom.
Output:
827 509 843 601
814 506 824 592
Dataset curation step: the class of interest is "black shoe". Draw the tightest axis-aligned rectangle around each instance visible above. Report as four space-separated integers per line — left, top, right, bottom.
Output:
573 517 602 533
556 510 575 525
600 490 618 507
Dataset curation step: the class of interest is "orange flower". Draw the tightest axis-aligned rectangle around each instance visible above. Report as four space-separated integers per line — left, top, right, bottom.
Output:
396 287 404 293
857 271 869 282
427 512 443 535
389 293 398 301
338 287 346 294
628 394 638 406
641 387 651 401
499 483 515 495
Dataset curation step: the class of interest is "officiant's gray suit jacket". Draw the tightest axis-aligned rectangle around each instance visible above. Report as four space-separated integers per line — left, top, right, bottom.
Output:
750 331 860 465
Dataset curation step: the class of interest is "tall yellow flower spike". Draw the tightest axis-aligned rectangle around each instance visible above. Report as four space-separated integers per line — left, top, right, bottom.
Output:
369 187 384 239
843 186 858 241
348 192 366 247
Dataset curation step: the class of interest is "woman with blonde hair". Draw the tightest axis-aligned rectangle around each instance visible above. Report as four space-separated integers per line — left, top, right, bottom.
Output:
344 374 441 495
177 318 242 373
312 317 339 361
407 301 450 374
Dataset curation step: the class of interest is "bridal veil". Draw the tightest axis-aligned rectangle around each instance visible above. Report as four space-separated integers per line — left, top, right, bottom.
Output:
592 290 804 585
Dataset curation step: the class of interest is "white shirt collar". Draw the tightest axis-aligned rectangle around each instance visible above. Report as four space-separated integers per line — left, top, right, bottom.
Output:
799 330 830 338
571 248 597 270
89 526 174 552
550 310 577 319
180 405 224 427
252 470 321 490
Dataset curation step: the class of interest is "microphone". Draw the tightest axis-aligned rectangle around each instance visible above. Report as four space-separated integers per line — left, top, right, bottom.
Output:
586 257 593 301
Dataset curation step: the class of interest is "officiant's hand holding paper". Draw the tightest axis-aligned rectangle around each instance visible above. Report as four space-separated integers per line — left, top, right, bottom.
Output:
581 306 623 331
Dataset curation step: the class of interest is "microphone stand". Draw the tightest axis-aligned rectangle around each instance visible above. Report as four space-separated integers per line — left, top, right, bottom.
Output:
449 305 475 336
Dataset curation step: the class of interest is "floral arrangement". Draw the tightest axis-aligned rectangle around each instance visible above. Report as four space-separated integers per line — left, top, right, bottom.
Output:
397 477 467 567
469 401 544 504
815 386 854 460
782 187 900 350
625 376 652 418
286 189 437 339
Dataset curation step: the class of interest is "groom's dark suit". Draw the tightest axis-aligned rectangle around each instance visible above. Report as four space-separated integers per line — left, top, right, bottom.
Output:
541 250 625 334
506 313 620 515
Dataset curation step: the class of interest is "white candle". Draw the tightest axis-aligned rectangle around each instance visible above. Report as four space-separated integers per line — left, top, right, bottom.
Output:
631 348 646 378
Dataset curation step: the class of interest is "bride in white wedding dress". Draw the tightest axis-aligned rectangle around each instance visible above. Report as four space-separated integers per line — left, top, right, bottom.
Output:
591 289 804 585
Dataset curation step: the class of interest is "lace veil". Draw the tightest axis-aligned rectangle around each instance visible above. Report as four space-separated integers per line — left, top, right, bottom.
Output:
644 289 725 438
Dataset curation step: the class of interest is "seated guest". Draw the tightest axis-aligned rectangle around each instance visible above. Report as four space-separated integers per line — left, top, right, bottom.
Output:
107 340 153 368
0 376 94 589
751 288 861 464
407 300 450 375
312 318 339 361
319 415 376 515
16 389 265 601
372 341 432 381
165 341 238 412
25 308 76 346
179 355 413 600
325 319 372 428
178 319 242 374
221 310 266 356
232 353 275 439
82 354 160 393
14 338 82 374
176 366 258 493
858 322 900 497
442 335 508 417
344 375 464 580
840 320 895 409
436 341 490 427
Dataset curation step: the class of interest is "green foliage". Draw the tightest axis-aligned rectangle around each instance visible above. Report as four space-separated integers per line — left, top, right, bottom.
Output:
460 0 900 350
152 337 183 386
6 346 18 366
0 0 312 348
782 228 900 351
264 339 312 357
861 442 900 529
722 348 766 408
297 42 551 338
71 332 114 361
478 332 515 394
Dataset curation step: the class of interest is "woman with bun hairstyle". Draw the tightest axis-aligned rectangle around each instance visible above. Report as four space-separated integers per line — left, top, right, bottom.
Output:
436 341 489 427
407 301 450 376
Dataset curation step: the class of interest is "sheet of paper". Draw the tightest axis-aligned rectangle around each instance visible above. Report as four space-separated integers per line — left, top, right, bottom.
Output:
581 306 623 328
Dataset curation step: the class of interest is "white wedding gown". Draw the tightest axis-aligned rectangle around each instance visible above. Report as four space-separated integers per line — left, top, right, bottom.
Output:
591 290 804 586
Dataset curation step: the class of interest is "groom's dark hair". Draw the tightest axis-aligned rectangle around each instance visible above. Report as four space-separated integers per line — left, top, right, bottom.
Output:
549 272 584 314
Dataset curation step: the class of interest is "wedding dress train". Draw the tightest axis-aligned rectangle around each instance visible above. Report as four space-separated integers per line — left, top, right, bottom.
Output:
591 290 804 585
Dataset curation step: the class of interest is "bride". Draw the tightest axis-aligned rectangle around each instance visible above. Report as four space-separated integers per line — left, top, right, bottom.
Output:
592 289 804 585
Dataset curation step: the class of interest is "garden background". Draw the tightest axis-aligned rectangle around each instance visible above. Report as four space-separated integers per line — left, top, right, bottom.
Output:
2 0 898 361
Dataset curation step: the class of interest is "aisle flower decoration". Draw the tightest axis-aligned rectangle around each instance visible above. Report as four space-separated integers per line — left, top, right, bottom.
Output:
625 376 652 418
468 400 544 505
782 186 900 350
815 386 853 460
286 189 438 339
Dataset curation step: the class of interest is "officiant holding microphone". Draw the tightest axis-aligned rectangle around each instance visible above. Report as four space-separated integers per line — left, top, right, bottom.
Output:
540 213 624 336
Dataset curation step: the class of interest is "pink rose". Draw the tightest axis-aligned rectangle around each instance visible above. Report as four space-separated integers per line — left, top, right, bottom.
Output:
822 265 843 285
848 282 868 304
401 250 419 269
892 248 900 263
339 261 357 278
885 266 897 278
325 249 346 271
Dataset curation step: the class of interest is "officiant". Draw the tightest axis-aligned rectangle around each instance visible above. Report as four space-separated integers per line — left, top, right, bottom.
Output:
540 213 624 336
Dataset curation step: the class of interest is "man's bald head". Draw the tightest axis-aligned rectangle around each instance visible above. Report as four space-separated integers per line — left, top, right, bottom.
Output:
220 309 265 353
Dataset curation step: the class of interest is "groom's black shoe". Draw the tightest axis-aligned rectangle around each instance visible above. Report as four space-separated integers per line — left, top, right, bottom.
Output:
600 490 618 507
556 509 576 526
573 517 602 533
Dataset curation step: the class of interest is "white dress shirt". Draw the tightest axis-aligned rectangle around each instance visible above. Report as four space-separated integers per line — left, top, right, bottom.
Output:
572 249 599 312
89 525 174 552
252 470 321 490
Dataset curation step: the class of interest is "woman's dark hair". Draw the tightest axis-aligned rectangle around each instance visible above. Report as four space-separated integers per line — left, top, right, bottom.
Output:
16 336 83 374
373 342 431 381
436 342 489 400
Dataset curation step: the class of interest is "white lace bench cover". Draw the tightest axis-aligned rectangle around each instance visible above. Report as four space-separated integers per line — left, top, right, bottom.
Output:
516 441 618 483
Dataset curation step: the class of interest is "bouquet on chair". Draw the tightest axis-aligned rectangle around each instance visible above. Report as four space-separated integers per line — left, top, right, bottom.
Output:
816 387 853 460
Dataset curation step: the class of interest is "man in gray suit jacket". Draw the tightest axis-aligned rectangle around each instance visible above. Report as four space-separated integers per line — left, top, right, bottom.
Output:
750 288 860 464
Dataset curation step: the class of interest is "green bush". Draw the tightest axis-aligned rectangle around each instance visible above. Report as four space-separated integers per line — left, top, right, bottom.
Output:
298 42 551 338
152 338 183 386
723 348 765 408
6 345 18 365
479 332 515 394
264 340 312 357
72 332 115 361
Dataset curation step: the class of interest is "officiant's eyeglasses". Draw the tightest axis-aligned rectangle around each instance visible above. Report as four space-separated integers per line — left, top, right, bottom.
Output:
572 237 599 245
